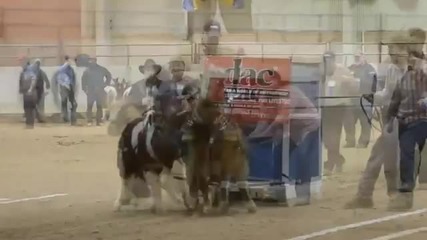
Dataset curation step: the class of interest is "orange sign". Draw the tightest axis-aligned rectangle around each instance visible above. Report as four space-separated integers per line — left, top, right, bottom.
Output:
205 56 291 123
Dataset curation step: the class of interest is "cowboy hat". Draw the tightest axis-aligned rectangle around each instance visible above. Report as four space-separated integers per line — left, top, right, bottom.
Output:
139 59 156 74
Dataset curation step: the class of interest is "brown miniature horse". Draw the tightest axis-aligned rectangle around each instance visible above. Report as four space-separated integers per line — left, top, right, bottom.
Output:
183 98 257 214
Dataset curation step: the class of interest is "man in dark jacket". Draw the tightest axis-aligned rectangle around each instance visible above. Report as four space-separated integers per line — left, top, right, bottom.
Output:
33 59 50 122
81 58 112 126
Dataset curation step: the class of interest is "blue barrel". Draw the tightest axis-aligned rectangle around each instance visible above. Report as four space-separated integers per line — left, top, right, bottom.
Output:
245 62 322 185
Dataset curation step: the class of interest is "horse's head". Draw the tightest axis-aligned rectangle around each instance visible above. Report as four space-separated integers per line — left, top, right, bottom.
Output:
184 98 226 144
107 103 147 136
193 98 222 126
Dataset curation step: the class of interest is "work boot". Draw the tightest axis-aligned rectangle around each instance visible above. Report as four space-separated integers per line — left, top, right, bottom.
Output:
387 192 414 211
344 197 374 209
323 161 334 176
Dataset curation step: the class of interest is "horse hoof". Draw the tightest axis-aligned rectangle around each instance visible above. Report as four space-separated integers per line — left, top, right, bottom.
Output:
246 201 257 213
113 202 122 212
200 205 211 215
114 198 131 212
150 205 166 214
219 202 230 214
183 195 197 211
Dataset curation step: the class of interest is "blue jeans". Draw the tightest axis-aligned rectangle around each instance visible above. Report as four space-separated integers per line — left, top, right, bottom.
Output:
60 86 77 124
399 120 427 192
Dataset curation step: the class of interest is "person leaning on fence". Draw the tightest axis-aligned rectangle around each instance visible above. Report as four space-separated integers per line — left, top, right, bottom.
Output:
386 43 427 211
53 56 78 125
19 63 39 129
344 34 411 210
321 51 359 175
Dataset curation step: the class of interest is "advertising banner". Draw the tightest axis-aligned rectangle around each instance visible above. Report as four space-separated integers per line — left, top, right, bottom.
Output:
204 56 291 123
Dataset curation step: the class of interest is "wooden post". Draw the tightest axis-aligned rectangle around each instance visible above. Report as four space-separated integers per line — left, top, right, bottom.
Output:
57 27 65 65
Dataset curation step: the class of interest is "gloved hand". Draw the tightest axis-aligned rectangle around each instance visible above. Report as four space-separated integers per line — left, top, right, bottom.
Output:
386 119 394 133
362 93 374 104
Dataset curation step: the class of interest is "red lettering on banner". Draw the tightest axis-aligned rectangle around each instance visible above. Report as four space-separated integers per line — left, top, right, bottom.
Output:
204 56 291 124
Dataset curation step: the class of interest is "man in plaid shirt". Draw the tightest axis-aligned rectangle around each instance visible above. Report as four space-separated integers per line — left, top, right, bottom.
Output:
387 41 427 210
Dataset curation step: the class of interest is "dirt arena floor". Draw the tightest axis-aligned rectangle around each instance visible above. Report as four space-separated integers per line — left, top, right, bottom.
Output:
1 122 427 240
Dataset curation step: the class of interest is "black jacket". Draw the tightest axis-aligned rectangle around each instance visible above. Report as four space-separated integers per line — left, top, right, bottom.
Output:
82 63 112 94
35 69 50 94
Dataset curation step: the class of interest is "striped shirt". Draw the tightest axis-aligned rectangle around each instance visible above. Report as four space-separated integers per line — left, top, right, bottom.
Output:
388 61 427 125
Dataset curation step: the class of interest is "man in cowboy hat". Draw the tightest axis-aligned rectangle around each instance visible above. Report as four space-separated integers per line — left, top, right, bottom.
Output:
126 59 161 106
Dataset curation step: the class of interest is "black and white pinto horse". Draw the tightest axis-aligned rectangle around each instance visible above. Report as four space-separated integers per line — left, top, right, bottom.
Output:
114 108 190 213
114 66 191 213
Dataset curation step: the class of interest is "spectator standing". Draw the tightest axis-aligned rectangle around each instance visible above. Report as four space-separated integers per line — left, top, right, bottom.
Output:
343 53 377 148
53 56 77 125
81 58 112 126
19 63 39 129
321 51 359 175
33 59 50 122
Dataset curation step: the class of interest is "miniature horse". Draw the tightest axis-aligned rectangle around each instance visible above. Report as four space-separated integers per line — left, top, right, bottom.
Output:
183 98 257 214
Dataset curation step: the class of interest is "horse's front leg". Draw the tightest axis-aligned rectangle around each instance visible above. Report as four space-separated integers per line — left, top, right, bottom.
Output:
160 167 184 205
219 177 231 214
199 176 211 215
184 174 199 213
114 177 133 211
105 108 111 121
145 171 165 214
237 180 257 213
171 159 190 204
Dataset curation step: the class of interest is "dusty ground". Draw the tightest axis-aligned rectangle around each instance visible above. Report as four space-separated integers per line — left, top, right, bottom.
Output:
0 122 426 240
